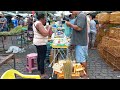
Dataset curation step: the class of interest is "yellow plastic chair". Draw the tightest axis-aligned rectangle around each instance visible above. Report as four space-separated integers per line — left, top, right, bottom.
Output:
1 69 41 79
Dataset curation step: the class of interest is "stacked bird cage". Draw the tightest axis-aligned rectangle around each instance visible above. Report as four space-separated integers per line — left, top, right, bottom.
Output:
95 12 110 47
97 12 110 24
97 11 120 70
110 11 120 24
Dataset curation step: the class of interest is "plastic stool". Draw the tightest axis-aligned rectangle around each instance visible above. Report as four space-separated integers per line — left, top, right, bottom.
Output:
26 53 38 73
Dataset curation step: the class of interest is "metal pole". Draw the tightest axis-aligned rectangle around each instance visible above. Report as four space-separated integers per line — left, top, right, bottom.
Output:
1 36 5 51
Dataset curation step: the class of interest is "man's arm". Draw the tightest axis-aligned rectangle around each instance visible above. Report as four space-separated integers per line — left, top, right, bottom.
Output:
66 14 86 31
69 24 82 31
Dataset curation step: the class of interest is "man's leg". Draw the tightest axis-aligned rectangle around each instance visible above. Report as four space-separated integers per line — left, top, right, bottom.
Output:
88 32 92 49
91 32 96 49
81 61 88 76
75 45 89 78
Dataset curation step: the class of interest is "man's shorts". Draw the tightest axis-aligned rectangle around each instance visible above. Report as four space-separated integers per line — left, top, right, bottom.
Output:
75 45 88 63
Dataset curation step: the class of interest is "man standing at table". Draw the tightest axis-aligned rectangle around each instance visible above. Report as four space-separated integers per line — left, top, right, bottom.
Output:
66 11 88 79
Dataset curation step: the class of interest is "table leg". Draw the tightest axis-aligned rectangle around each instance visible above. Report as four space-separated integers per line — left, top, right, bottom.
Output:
11 36 13 45
53 49 56 64
1 36 5 51
13 55 16 69
66 48 69 59
59 49 65 60
48 48 58 67
27 31 29 48
21 34 23 48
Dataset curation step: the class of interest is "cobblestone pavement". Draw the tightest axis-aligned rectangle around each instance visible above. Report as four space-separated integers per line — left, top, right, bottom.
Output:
0 37 120 79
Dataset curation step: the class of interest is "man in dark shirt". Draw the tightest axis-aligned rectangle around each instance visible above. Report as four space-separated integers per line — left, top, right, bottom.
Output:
66 11 89 78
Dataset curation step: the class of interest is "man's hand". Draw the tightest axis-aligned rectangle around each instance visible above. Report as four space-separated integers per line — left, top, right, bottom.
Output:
66 21 71 27
66 21 82 31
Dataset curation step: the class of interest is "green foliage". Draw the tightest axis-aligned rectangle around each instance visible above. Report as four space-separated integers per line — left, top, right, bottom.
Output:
0 26 28 36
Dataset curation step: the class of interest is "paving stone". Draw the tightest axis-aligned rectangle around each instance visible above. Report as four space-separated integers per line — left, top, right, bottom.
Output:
96 76 104 79
95 70 101 73
99 73 109 77
89 76 96 79
108 74 115 77
93 73 101 76
104 76 113 79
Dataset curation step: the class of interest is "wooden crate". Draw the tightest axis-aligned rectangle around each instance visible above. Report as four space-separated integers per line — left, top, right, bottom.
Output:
97 44 107 60
108 38 120 46
106 46 120 57
98 12 110 24
100 36 110 47
110 11 120 24
109 27 120 39
101 36 120 47
115 58 120 70
57 72 85 79
103 49 120 71
97 37 108 60
105 46 120 70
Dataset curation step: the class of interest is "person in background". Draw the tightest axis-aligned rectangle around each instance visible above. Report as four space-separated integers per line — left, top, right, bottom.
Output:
19 16 24 26
0 13 8 32
24 16 29 26
5 15 13 31
0 13 8 40
27 15 34 41
68 14 75 37
89 14 99 49
33 13 52 79
66 11 89 79
11 16 18 28
11 16 16 20
28 15 34 31
86 14 91 48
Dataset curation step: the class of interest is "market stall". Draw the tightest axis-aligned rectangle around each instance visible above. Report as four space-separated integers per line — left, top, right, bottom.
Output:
47 20 87 79
0 26 29 51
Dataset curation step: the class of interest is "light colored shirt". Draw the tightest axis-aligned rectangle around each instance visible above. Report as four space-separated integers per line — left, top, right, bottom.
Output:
87 15 90 34
33 21 48 45
0 17 8 28
90 20 97 33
